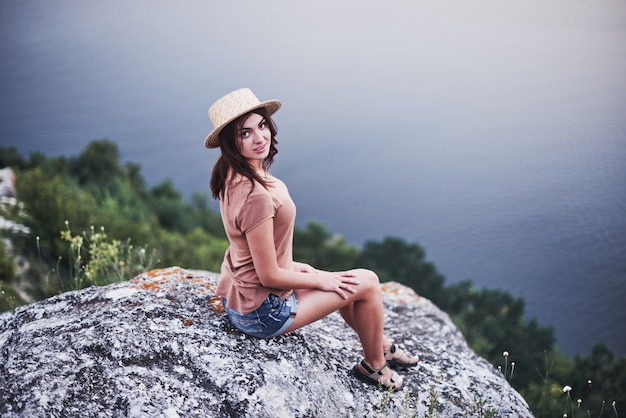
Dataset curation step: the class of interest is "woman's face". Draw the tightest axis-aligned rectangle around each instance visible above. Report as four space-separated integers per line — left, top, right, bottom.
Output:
236 112 271 168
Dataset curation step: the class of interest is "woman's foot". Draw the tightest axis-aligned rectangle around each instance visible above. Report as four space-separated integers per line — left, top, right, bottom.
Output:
352 360 403 391
384 344 419 369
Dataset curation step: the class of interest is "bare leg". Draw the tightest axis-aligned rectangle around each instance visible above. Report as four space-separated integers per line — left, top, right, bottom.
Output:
339 304 393 352
320 277 419 367
286 269 388 370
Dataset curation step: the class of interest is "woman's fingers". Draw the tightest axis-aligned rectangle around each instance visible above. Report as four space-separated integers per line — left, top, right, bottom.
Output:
339 272 361 285
318 271 361 299
336 274 360 297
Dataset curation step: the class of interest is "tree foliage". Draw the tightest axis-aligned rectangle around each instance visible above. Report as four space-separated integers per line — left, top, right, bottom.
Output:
355 237 447 307
0 141 623 416
293 221 359 271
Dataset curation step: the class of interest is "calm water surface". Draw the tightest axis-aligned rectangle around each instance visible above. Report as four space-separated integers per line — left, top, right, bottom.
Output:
1 0 625 356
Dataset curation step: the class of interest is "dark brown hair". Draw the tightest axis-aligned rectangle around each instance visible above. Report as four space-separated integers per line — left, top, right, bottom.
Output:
210 108 279 200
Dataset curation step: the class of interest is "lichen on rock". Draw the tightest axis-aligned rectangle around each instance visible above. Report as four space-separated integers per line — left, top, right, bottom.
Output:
0 267 533 417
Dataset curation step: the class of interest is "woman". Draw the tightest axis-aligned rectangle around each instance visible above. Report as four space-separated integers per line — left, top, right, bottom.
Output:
205 88 418 391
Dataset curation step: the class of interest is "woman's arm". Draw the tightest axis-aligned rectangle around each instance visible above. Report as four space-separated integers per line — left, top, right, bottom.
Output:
293 261 317 273
246 218 358 299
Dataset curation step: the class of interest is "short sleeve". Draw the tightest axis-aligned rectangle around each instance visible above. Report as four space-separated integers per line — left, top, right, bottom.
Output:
237 192 274 233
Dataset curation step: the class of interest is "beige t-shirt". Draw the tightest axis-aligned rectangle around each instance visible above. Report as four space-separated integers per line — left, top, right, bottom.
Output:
216 173 296 314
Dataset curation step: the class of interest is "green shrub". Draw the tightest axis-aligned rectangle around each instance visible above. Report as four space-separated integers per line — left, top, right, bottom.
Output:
293 220 359 271
356 236 447 306
58 222 158 290
15 167 99 258
156 227 228 272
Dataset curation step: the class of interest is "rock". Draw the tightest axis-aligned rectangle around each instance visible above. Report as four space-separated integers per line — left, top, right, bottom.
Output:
0 267 533 417
0 168 29 236
0 168 16 199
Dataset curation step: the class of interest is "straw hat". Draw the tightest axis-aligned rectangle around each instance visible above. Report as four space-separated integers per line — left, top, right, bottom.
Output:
204 88 281 148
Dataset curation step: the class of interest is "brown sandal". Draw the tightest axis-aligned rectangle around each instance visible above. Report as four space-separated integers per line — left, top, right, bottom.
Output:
384 344 419 369
351 360 403 391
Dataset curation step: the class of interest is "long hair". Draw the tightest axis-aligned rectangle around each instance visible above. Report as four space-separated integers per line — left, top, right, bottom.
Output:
210 108 279 200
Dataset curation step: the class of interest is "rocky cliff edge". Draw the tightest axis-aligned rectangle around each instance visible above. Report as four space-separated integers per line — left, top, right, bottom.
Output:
0 267 533 417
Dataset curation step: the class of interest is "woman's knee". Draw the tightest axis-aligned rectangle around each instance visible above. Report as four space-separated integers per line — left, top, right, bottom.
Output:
354 268 380 291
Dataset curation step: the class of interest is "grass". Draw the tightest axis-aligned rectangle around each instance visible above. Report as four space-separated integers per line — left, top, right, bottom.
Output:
57 221 158 291
0 281 17 311
509 350 620 418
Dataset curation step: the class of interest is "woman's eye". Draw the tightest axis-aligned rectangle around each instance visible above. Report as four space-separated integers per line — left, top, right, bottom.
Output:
240 131 250 138
259 122 266 129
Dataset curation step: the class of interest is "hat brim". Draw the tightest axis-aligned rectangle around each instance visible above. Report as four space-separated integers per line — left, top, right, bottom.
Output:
204 100 281 149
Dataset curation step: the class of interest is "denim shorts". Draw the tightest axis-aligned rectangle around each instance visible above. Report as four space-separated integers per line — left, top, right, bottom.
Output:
222 292 298 338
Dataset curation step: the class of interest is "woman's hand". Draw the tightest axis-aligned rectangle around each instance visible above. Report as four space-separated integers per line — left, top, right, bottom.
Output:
316 271 361 300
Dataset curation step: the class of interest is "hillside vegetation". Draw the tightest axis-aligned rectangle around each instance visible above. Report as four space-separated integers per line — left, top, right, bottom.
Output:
0 140 623 416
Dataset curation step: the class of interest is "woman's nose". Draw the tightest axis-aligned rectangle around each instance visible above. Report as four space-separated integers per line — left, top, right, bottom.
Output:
252 129 264 142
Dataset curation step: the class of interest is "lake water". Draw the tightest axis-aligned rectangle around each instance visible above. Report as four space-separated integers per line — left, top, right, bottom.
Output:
1 0 625 357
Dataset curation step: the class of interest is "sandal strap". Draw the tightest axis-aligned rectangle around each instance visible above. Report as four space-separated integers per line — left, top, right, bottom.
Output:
385 344 418 363
359 360 402 389
359 359 377 374
384 344 404 362
385 344 398 357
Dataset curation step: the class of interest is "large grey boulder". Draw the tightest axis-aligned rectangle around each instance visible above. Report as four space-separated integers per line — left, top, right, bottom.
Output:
0 267 533 417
